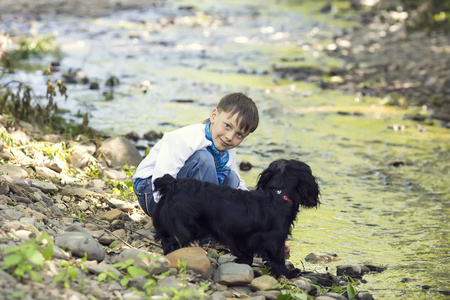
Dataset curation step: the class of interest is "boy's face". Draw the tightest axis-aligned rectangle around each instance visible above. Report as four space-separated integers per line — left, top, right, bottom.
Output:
209 108 248 151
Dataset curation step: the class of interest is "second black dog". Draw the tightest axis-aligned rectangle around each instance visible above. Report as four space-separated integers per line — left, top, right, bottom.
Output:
152 159 320 278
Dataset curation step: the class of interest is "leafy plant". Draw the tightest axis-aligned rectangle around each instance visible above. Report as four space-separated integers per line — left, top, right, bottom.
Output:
9 31 62 60
98 258 150 287
346 276 358 300
0 79 67 129
1 232 54 282
52 260 79 288
274 279 308 300
110 179 135 199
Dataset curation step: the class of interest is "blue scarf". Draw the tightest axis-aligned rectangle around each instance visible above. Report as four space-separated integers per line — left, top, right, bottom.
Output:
205 122 231 184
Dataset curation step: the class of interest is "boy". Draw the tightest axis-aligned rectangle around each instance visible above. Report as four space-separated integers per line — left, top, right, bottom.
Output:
133 92 259 217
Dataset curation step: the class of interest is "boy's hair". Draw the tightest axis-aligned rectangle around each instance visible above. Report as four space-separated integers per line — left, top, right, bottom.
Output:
216 92 259 134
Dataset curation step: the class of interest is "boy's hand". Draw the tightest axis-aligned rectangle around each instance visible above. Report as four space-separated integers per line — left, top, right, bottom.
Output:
285 241 290 259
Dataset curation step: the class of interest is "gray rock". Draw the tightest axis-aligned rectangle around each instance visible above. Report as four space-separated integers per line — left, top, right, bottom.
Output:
102 169 129 180
1 175 33 193
213 263 254 286
9 130 33 144
293 278 312 292
107 198 132 212
217 253 237 265
0 269 18 284
356 291 375 300
0 178 9 194
68 149 93 169
2 220 21 231
84 262 123 278
55 231 105 262
14 229 35 240
20 217 36 226
29 179 58 193
96 136 142 168
250 275 279 291
1 209 25 221
0 164 28 179
319 292 348 300
336 265 363 277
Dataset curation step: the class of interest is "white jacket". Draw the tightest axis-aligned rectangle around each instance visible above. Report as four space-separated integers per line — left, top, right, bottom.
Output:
133 123 247 202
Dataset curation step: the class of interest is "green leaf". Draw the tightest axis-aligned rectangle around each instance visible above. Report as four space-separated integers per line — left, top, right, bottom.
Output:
347 283 357 300
11 291 27 298
127 266 149 278
53 272 64 283
27 250 44 267
29 270 43 282
3 254 23 268
41 242 54 260
67 267 78 280
124 259 135 266
120 278 129 287
98 273 107 282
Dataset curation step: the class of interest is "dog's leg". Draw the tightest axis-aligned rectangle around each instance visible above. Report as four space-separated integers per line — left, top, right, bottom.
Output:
161 236 181 255
263 240 301 279
234 253 253 266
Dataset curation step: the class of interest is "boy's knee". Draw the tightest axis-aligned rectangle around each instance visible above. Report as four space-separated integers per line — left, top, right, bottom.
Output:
223 170 240 189
190 149 215 168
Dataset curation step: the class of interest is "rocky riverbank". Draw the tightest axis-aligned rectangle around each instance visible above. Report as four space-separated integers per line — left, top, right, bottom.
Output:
0 117 384 300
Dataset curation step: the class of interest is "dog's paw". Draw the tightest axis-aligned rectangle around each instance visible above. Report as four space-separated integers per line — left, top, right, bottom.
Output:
285 268 302 279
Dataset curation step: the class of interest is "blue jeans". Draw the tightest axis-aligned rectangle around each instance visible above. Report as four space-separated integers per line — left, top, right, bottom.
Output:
134 149 240 217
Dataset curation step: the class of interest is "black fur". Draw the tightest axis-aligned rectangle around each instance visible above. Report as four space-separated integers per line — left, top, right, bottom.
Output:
152 159 320 278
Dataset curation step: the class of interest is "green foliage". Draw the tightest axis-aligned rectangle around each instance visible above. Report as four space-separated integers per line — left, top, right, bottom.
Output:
346 276 358 300
9 30 62 60
274 279 308 300
110 179 135 199
53 260 80 289
395 0 450 33
158 282 210 300
1 232 53 282
0 79 95 137
0 79 67 129
98 258 150 287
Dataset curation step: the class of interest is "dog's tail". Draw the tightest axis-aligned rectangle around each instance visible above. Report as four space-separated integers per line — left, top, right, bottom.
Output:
153 174 177 199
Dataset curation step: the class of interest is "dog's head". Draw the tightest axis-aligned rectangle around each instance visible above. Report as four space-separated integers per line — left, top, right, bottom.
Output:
256 159 320 209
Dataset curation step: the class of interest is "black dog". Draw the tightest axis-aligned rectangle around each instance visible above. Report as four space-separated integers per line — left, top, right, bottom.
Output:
152 159 320 278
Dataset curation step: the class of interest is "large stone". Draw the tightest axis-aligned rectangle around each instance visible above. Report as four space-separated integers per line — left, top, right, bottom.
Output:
293 278 312 292
317 292 348 300
1 209 25 221
166 247 212 279
0 165 28 179
213 262 254 286
9 130 33 144
96 136 142 168
68 149 94 169
305 252 340 263
336 265 363 277
250 275 279 291
55 231 105 262
29 179 58 193
99 209 123 222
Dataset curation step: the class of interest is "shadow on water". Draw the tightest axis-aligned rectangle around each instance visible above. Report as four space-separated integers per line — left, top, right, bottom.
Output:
1 0 449 298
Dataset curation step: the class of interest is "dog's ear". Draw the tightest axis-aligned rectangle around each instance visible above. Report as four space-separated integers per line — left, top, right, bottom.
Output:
256 159 289 191
295 170 320 208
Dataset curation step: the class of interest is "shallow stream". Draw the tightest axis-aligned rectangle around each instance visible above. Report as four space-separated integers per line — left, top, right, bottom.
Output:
1 0 449 298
